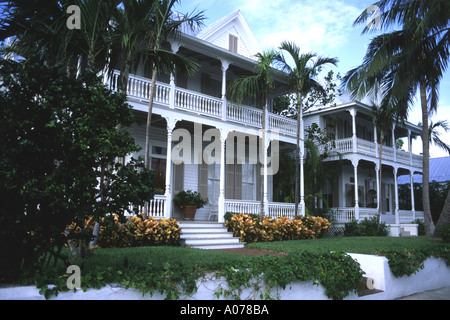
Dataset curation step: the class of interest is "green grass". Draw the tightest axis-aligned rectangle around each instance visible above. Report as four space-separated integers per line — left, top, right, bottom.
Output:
247 236 448 255
73 236 448 273
70 246 256 273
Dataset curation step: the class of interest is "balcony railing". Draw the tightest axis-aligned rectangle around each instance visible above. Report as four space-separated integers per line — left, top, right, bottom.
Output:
107 71 297 138
321 137 422 168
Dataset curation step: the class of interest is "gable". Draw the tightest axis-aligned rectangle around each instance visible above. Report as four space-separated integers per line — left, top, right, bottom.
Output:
196 10 262 60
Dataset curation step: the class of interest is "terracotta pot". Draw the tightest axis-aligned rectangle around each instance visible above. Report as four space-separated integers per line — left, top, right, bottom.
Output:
183 205 197 221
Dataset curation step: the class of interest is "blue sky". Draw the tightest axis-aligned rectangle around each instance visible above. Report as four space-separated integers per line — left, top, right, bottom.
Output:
176 0 450 158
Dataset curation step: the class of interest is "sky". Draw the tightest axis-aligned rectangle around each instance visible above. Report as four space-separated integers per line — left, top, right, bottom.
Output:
176 0 450 159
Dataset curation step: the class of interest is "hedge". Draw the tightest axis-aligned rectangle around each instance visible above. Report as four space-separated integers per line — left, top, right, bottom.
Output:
225 213 331 243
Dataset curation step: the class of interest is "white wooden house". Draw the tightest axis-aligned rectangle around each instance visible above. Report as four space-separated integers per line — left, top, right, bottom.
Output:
105 10 424 236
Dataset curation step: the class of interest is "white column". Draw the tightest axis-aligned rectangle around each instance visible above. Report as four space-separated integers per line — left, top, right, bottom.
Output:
392 124 397 162
393 167 399 225
169 41 180 109
221 60 230 121
218 128 229 223
350 108 357 153
164 117 178 219
169 72 176 109
410 170 416 220
408 129 413 165
352 158 360 220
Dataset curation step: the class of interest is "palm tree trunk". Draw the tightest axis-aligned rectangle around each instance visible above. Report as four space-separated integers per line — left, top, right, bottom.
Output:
378 134 383 220
295 101 300 218
435 189 450 232
260 97 267 220
145 64 158 168
420 83 435 235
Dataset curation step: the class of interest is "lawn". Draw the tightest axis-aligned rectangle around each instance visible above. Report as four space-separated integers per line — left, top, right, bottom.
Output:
37 236 449 300
247 235 448 255
75 236 448 272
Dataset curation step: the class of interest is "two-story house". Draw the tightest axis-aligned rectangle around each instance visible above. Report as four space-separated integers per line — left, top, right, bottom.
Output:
106 10 424 237
303 100 424 235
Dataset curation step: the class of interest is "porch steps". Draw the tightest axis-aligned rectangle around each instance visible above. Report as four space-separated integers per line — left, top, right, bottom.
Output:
178 222 245 250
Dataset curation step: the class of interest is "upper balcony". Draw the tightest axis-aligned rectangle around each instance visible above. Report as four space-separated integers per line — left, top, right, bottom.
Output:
321 137 423 169
106 70 298 142
307 101 423 171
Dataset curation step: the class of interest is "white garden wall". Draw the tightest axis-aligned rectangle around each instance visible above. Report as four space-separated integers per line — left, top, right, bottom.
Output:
1 254 449 300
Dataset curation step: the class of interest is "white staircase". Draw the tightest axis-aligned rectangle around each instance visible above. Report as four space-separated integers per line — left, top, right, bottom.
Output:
178 221 245 250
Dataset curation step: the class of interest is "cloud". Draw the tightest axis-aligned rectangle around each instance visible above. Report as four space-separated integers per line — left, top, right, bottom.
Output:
236 0 363 54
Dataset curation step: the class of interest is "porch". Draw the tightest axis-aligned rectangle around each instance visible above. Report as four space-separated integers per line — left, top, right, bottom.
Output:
329 207 424 225
322 137 423 168
131 196 302 221
131 196 423 226
107 70 297 140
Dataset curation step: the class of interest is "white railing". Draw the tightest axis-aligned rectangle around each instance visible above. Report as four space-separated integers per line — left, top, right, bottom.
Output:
225 200 261 215
176 88 222 118
359 208 378 220
268 113 297 136
225 200 301 220
108 70 171 105
128 195 166 219
106 71 302 138
227 103 262 127
334 138 353 153
330 208 355 223
268 202 299 219
399 210 424 223
325 137 423 168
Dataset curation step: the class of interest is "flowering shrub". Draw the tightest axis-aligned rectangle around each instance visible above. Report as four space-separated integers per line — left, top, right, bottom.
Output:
94 215 181 248
225 214 331 243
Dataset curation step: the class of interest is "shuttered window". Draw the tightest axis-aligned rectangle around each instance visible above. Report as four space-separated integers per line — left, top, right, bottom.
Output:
229 34 238 53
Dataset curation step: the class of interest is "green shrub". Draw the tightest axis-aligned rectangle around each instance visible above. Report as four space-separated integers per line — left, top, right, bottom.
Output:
225 214 330 243
435 224 450 243
96 215 181 248
412 219 425 236
344 217 388 237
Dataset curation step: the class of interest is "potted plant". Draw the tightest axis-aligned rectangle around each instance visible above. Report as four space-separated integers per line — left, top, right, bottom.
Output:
173 190 207 221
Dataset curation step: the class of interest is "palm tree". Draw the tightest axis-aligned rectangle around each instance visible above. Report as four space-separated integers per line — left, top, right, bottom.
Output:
228 49 281 219
370 101 397 219
109 0 157 93
344 0 450 235
142 0 204 168
428 120 450 155
277 41 338 217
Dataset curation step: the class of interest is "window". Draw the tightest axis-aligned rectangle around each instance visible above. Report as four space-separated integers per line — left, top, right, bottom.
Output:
241 163 255 200
229 34 238 53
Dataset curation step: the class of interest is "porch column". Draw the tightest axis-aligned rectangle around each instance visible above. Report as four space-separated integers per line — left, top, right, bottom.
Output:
410 170 416 220
169 41 180 109
221 60 230 121
163 117 178 218
352 158 360 220
408 129 413 165
392 124 397 162
375 163 380 213
350 108 357 153
218 128 230 223
393 167 399 225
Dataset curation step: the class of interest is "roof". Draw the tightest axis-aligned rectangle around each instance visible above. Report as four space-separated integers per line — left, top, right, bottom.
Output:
398 156 450 184
196 10 262 60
